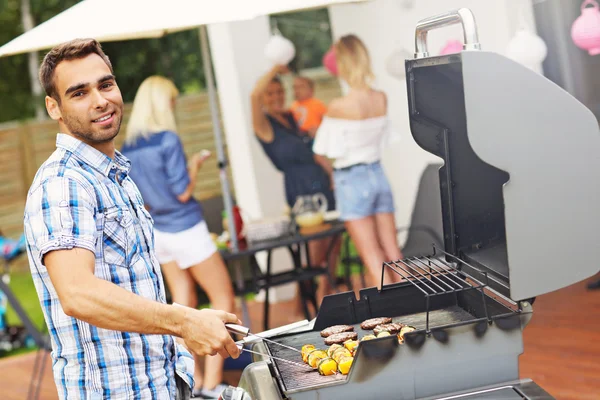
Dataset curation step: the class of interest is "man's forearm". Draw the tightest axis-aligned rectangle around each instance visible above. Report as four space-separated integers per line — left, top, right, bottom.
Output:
65 275 186 337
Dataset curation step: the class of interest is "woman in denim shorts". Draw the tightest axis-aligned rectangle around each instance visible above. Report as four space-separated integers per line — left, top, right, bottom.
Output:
314 35 404 288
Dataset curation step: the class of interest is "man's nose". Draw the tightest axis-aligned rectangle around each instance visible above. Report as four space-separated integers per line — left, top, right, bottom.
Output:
92 89 109 109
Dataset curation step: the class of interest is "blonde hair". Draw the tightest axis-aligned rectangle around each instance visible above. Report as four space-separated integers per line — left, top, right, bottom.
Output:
334 34 374 88
125 76 179 144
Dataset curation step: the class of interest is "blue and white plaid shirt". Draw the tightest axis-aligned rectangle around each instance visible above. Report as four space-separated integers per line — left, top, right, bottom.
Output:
24 134 194 399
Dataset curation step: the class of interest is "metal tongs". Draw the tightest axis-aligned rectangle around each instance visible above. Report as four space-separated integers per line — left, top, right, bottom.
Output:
226 323 312 369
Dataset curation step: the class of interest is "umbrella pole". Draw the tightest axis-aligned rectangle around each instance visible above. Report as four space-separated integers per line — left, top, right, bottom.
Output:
199 26 251 327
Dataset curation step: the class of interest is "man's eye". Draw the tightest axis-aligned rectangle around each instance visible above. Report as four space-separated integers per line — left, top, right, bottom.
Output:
73 91 84 97
101 82 113 89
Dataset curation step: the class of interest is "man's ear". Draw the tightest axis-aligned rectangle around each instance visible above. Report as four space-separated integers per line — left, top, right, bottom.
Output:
45 96 62 121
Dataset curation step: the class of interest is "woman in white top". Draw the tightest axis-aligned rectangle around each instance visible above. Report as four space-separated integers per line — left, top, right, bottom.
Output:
314 34 403 287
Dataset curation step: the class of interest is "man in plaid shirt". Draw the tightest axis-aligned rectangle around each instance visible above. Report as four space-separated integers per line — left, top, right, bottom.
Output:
23 39 241 399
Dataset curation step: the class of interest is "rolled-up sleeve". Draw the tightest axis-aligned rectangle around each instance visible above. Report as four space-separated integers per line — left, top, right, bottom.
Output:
24 176 97 265
161 132 191 197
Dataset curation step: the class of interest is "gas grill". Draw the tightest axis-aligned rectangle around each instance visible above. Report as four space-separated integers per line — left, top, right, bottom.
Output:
236 8 600 400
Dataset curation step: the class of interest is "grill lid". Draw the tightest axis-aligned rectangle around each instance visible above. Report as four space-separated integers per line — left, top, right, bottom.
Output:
405 9 600 301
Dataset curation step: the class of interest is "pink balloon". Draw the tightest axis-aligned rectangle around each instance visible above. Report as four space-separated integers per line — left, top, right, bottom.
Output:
439 39 463 55
571 0 600 56
323 48 338 76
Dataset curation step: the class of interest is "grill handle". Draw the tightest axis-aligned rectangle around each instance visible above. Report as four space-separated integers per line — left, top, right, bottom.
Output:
226 323 250 337
414 8 481 59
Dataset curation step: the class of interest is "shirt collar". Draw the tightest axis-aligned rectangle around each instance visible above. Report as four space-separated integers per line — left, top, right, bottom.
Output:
56 133 131 177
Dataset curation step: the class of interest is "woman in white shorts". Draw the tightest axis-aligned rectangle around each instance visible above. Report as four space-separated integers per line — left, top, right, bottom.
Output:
121 76 235 399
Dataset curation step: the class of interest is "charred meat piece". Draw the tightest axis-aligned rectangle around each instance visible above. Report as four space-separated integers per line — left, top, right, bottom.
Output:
324 331 358 345
320 325 354 338
360 317 392 330
373 322 404 335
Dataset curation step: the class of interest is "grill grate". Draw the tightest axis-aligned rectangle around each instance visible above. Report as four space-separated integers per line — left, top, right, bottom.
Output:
382 245 491 333
264 306 475 394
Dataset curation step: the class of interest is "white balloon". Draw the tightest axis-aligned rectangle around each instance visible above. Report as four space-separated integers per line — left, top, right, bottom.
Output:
385 48 413 80
506 30 548 71
264 35 296 66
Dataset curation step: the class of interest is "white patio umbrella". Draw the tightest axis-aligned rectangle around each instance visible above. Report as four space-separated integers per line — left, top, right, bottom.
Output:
0 0 368 324
0 0 368 57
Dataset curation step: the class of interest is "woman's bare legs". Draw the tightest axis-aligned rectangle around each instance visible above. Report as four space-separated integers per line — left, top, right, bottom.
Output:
187 252 236 391
308 237 342 305
374 212 404 283
344 216 395 288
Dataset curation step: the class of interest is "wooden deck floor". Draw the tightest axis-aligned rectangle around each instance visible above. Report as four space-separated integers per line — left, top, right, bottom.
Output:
1 277 598 399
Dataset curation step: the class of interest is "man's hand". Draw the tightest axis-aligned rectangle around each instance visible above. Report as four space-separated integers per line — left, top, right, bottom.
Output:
180 308 242 359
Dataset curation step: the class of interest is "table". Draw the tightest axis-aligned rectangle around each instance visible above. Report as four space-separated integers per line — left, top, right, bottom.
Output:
220 221 345 331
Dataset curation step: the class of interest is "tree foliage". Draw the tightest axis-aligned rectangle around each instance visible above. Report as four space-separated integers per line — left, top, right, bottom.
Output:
270 9 333 73
0 1 332 123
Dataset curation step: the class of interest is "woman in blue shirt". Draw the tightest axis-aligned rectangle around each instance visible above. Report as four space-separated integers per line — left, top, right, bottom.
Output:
121 76 234 399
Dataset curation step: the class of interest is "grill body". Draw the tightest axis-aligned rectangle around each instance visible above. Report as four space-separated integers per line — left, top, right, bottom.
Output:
239 280 532 399
237 8 600 399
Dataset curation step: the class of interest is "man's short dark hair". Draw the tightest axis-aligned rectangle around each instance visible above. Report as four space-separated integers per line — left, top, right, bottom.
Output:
39 38 113 102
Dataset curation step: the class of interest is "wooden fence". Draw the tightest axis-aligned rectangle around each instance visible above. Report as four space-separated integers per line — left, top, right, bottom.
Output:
0 72 341 270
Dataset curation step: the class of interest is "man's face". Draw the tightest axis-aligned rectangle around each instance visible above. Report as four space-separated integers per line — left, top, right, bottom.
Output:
46 54 123 145
293 78 313 102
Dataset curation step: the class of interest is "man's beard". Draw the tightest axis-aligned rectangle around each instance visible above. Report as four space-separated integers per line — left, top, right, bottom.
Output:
62 109 122 144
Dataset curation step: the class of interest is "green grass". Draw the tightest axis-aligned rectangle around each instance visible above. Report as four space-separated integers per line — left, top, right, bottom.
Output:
1 270 45 358
5 272 45 329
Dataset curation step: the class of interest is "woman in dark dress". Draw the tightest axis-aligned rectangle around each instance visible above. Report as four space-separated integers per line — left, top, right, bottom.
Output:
250 65 339 302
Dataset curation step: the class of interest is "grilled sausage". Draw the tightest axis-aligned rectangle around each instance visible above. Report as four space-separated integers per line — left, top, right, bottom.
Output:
360 317 392 330
324 331 358 345
373 322 404 335
320 325 354 338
